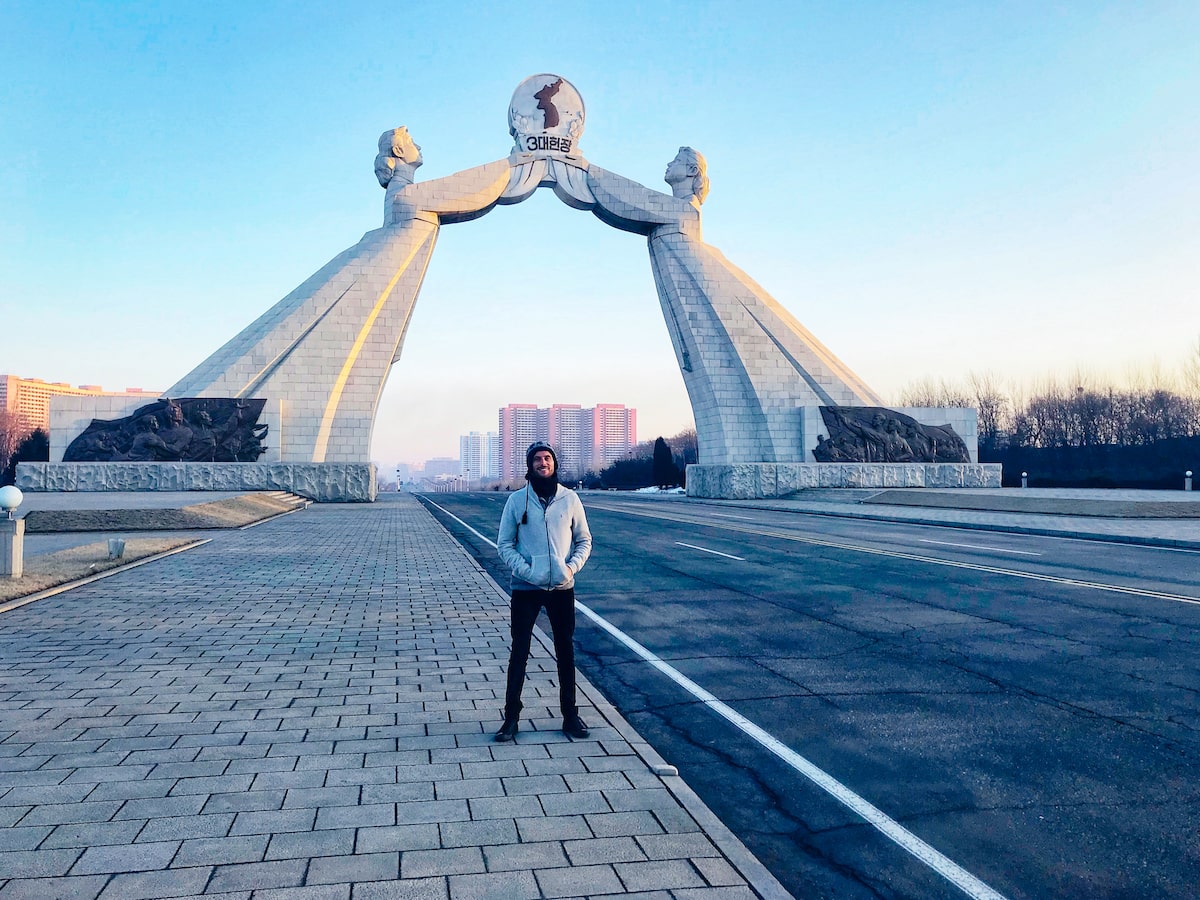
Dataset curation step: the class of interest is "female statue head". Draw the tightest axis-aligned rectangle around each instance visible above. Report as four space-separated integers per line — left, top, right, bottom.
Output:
664 146 709 204
374 126 423 187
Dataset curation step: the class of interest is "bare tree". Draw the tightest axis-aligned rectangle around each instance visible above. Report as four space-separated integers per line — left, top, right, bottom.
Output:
668 427 698 466
899 357 1200 457
0 410 32 482
1183 336 1200 399
897 377 972 408
966 371 1010 457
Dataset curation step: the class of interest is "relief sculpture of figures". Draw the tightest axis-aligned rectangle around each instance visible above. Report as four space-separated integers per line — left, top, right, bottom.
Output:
813 406 970 463
64 399 268 463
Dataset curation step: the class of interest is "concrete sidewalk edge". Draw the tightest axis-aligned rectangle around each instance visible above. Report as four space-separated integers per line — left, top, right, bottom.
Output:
0 538 212 614
237 500 313 529
424 502 797 900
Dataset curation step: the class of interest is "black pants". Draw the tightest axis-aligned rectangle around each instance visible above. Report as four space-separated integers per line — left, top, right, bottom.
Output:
504 588 577 719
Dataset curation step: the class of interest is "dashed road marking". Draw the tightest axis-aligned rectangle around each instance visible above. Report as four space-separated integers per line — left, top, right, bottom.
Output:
675 541 745 561
919 539 1041 556
587 502 1200 606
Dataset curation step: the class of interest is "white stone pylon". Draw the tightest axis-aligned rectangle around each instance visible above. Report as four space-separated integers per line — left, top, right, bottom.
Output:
587 156 882 465
647 233 883 464
168 157 512 463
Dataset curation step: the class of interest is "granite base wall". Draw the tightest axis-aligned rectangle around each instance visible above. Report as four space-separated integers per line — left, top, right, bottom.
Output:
15 462 377 503
686 463 1003 499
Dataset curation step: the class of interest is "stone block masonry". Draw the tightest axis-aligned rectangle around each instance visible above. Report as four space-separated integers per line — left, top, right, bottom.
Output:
687 462 1004 498
15 462 377 502
0 492 786 897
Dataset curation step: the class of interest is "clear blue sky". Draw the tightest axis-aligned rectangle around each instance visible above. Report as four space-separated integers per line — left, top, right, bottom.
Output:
3 2 1197 467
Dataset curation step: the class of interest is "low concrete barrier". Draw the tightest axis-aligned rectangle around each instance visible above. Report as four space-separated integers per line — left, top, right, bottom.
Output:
15 462 377 503
687 462 1003 499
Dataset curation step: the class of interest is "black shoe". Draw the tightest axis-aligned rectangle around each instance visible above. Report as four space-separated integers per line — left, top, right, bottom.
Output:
562 714 589 739
494 717 519 742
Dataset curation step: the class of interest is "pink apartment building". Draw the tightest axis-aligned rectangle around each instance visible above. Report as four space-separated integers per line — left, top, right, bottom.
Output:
498 402 637 480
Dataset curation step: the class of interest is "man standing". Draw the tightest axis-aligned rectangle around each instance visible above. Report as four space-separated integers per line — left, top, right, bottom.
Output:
495 441 592 742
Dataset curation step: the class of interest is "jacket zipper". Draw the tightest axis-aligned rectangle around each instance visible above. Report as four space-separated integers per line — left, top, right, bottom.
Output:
542 492 555 588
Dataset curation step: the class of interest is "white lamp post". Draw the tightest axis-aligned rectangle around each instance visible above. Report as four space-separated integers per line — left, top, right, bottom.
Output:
0 486 25 578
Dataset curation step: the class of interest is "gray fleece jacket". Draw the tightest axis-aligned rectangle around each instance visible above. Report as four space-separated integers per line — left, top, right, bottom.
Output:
497 484 592 591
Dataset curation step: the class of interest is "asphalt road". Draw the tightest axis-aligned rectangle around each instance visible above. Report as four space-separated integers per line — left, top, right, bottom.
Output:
418 491 1200 900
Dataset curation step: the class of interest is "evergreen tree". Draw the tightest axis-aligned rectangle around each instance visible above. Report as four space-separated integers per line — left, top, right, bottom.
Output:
2 428 48 485
652 437 678 487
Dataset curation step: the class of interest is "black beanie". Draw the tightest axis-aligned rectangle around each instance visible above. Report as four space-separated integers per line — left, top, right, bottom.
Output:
525 441 558 472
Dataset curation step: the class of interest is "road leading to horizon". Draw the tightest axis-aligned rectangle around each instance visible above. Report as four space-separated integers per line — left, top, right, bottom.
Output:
419 491 1200 900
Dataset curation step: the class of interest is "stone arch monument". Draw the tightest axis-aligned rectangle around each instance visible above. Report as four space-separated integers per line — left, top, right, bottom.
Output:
25 75 998 500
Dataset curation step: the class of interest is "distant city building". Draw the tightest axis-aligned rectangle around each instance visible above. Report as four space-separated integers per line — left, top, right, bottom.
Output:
459 431 499 480
499 403 543 481
498 402 637 480
423 456 460 479
546 405 587 479
394 463 415 483
590 403 638 470
486 433 500 478
0 375 157 432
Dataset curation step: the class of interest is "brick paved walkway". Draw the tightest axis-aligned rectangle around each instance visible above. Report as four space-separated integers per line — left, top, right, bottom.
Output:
0 494 785 899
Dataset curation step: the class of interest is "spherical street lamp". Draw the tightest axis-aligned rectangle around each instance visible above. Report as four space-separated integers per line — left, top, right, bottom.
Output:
0 486 23 520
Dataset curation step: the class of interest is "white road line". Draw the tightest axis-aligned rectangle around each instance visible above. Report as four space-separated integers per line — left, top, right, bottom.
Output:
675 541 745 561
710 513 756 520
919 539 1041 556
421 495 1008 899
574 599 1008 900
423 498 496 545
587 503 1200 606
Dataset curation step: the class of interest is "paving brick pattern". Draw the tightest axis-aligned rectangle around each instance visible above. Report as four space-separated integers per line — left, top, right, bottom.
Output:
0 494 769 898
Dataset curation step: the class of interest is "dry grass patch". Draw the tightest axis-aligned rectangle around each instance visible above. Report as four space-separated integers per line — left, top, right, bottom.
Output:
22 493 305 533
0 538 197 604
184 493 304 526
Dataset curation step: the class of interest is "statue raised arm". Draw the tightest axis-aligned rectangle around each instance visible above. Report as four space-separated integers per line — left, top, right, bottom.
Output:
586 147 704 239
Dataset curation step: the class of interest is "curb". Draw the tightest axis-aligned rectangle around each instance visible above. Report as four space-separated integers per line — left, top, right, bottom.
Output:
572 665 795 900
238 500 313 529
424 503 796 900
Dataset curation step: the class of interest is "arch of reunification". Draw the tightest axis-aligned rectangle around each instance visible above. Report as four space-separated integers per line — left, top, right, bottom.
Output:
23 75 998 500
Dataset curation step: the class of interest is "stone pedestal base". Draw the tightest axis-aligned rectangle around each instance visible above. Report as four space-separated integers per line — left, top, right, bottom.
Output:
686 462 1003 499
2 518 25 578
15 462 377 503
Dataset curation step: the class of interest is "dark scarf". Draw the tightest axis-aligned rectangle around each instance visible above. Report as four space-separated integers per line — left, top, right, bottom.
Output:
527 470 559 502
